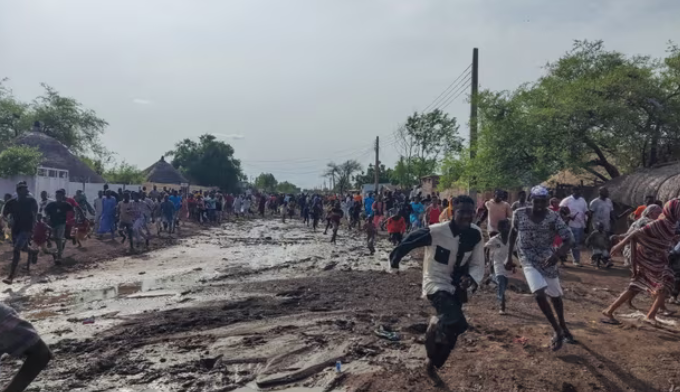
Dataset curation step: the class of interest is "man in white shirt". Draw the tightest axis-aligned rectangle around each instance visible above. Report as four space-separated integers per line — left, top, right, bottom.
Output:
559 187 589 266
390 195 484 375
589 187 615 235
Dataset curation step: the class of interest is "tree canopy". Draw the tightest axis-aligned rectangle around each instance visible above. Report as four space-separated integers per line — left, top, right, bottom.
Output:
0 81 108 157
353 163 394 188
440 40 680 191
395 109 462 186
277 181 300 194
104 162 145 184
0 146 42 177
166 134 244 192
254 173 278 192
324 160 362 193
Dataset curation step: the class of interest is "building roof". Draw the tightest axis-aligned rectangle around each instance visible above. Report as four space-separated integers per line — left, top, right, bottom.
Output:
605 162 680 207
11 132 106 183
421 174 440 180
142 156 188 184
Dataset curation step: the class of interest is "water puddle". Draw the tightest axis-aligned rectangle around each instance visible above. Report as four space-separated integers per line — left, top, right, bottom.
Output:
72 273 202 305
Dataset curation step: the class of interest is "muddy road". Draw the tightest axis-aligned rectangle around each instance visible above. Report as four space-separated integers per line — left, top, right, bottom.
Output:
1 219 679 392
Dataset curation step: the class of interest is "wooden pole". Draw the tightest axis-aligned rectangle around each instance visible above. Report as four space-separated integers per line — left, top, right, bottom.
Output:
469 48 479 201
374 136 380 196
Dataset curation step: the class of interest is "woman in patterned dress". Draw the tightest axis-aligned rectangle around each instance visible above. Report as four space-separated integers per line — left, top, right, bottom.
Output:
605 200 679 324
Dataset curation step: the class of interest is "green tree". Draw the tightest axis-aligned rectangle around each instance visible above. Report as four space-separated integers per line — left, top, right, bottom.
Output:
336 159 362 194
323 162 341 190
104 162 145 184
277 181 300 194
353 163 394 188
166 134 244 192
79 155 108 176
254 173 278 191
0 145 42 177
394 109 461 184
456 40 680 190
0 81 109 157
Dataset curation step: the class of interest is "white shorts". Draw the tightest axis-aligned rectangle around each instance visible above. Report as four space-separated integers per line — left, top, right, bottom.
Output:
523 265 563 297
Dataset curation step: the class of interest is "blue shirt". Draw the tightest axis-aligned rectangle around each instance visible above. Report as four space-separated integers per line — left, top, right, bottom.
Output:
364 197 374 215
410 202 424 223
169 195 182 211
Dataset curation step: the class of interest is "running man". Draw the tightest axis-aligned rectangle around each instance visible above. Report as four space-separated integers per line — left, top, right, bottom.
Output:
2 182 38 284
390 195 484 376
43 189 77 264
506 185 575 351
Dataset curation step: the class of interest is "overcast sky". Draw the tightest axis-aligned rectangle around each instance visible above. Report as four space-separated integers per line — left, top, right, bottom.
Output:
1 0 678 188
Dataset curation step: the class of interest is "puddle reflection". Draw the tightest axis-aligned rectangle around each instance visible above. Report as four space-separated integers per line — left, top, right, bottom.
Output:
73 274 200 304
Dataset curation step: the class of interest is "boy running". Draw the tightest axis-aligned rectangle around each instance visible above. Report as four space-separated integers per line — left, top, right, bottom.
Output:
485 219 512 314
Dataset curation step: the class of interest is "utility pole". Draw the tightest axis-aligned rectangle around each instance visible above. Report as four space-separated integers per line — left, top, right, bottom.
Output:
469 48 479 201
374 136 380 196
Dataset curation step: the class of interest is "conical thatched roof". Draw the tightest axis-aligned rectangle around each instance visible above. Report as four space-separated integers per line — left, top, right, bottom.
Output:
143 156 188 184
10 132 106 183
605 162 680 207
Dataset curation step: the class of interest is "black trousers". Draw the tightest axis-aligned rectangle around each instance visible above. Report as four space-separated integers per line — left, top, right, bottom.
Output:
425 290 468 368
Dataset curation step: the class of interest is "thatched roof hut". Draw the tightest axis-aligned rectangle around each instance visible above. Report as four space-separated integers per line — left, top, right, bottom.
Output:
605 162 680 207
10 132 106 183
143 156 188 184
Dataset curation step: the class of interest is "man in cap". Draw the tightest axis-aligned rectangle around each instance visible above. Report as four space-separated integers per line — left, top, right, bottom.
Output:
506 185 575 351
2 182 39 284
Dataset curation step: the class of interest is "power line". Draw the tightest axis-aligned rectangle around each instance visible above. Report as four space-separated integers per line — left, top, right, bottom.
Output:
422 64 472 112
435 75 471 110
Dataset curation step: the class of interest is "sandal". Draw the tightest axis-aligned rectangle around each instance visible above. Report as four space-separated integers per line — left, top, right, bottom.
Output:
600 318 621 325
551 333 564 352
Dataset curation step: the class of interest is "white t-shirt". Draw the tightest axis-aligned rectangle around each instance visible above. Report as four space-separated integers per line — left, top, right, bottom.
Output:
559 196 588 229
485 235 510 277
589 197 614 232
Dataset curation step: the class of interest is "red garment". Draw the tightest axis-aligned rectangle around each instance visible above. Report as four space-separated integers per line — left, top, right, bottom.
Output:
387 216 406 234
65 197 78 225
33 222 49 246
429 208 441 224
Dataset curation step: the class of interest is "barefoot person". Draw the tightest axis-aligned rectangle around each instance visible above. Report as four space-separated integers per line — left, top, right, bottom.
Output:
390 195 484 374
506 185 575 351
0 302 52 392
1 182 38 285
604 199 679 324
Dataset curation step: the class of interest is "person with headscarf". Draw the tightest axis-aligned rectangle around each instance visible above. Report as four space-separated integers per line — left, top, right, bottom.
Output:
605 200 678 324
506 185 575 351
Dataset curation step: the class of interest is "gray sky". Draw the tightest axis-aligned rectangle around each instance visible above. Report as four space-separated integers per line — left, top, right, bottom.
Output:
1 0 678 188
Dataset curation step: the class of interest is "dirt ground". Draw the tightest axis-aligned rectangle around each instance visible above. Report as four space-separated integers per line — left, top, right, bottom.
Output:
1 218 679 392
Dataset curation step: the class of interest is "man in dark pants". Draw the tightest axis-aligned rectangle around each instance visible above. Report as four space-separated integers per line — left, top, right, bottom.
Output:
2 182 38 285
390 195 484 378
43 189 76 264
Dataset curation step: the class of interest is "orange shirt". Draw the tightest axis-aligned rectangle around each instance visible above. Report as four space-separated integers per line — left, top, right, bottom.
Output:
387 216 406 234
353 195 362 203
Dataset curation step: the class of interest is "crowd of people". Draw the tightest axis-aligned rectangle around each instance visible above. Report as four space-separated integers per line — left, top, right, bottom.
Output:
3 180 680 390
